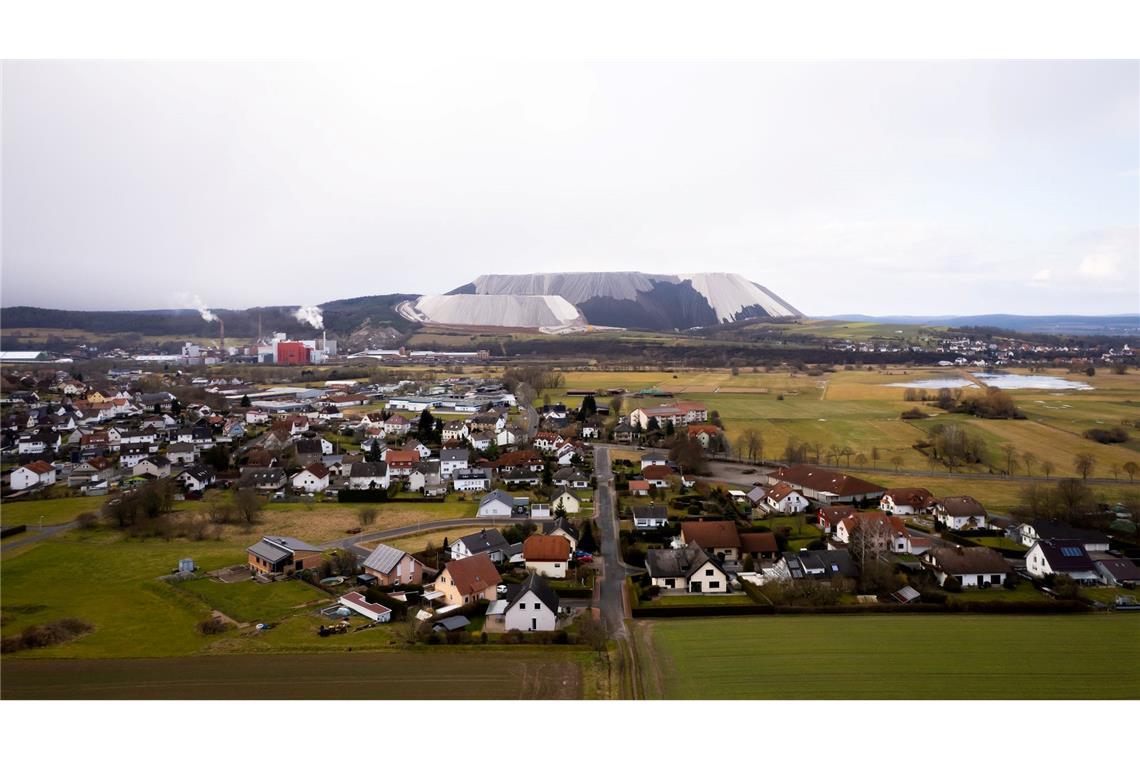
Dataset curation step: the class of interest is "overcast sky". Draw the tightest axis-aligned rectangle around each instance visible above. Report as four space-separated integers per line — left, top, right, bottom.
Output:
2 60 1137 315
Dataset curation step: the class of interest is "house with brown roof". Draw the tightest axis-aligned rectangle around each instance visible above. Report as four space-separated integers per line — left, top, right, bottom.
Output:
523 534 572 578
627 478 652 496
739 531 779 562
640 465 674 489
880 487 937 515
765 482 810 514
680 520 742 562
834 511 909 554
10 460 56 491
934 496 988 530
765 464 884 505
436 554 501 607
292 462 330 493
817 505 857 536
247 535 324 576
924 546 1010 588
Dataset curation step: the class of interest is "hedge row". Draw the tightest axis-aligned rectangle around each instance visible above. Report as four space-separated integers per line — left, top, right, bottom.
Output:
632 604 776 618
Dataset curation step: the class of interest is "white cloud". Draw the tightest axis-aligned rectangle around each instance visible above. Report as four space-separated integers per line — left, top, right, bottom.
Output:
1030 269 1053 285
1078 253 1120 278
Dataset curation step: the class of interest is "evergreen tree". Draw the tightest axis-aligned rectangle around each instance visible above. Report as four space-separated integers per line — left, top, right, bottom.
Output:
240 394 251 408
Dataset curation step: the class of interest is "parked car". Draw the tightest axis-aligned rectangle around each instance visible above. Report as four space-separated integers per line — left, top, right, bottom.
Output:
574 551 594 562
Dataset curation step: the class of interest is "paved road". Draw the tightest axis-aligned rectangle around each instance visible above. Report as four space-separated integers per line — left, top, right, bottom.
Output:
593 446 633 638
0 521 77 553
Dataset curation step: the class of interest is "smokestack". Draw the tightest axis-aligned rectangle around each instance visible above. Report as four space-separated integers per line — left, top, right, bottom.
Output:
257 311 262 343
218 317 225 354
322 329 327 351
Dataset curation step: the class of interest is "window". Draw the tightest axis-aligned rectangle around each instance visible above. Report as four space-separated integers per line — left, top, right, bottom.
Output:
709 581 720 589
706 568 714 576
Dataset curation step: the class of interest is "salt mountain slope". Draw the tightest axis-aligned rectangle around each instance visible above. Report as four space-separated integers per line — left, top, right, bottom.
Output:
465 271 801 330
400 293 585 330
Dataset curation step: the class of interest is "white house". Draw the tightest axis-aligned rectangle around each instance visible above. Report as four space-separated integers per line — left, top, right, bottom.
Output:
551 486 582 514
924 546 1010 588
1017 520 1110 553
10 460 56 491
478 489 516 518
442 420 469 443
338 592 392 623
933 496 988 530
176 465 216 492
292 463 330 493
879 487 935 516
645 546 727 593
348 461 390 490
1025 539 1100 582
522 534 571 578
632 504 668 531
453 468 491 492
451 528 512 563
764 482 810 514
502 574 560 632
440 448 470 479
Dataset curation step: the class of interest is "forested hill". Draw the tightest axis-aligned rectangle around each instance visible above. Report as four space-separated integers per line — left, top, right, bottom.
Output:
0 293 417 339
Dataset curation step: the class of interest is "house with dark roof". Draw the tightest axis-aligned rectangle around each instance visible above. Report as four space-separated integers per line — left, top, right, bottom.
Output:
771 549 860 582
934 496 989 530
1019 520 1110 553
680 520 742 562
544 517 580 553
239 466 287 491
1025 539 1099 582
362 542 426 585
247 535 323 575
348 461 390 490
924 546 1011 588
632 504 668 531
451 528 513 563
439 447 470 478
645 545 727 593
502 574 561 632
551 485 582 514
1093 556 1140 586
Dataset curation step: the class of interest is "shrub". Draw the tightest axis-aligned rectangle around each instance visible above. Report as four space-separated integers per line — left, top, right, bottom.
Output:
900 407 929 420
1083 427 1130 444
198 617 231 635
2 618 94 652
75 511 99 530
942 575 963 593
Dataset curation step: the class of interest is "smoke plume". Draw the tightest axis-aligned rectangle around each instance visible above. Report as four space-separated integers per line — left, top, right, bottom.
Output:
293 305 324 330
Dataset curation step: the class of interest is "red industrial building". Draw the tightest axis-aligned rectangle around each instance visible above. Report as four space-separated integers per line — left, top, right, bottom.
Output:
275 341 310 365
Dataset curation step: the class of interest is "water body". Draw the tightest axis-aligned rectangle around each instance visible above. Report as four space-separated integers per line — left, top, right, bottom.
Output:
974 373 1093 390
886 377 978 389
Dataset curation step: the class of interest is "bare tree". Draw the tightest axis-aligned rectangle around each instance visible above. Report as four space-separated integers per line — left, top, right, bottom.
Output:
1124 461 1138 483
1073 453 1096 480
1109 463 1121 481
871 447 881 467
358 506 378 527
234 488 262 525
1001 443 1018 475
1021 451 1037 478
1041 459 1055 479
890 455 904 472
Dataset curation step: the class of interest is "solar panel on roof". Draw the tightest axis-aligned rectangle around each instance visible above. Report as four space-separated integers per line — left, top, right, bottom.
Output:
1060 546 1083 557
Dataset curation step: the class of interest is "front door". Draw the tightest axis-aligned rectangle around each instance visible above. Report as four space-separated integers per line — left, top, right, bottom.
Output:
690 581 701 592
531 618 537 631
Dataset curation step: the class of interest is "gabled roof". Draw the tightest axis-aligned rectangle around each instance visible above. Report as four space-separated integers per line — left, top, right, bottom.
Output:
627 479 652 491
927 546 1010 575
363 543 408 574
739 532 778 554
545 517 580 542
645 545 721 579
1095 558 1140 583
301 462 329 478
937 495 987 517
1034 539 1096 572
641 465 674 481
440 448 470 462
23 460 54 475
883 487 936 509
768 465 884 497
444 554 501 596
480 489 514 507
1029 519 1108 545
680 520 741 550
507 574 559 613
349 461 388 478
632 504 668 520
456 528 511 555
523 534 571 562
767 481 804 503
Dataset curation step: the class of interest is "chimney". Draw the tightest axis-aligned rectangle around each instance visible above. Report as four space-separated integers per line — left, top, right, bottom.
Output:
322 329 327 351
218 318 225 354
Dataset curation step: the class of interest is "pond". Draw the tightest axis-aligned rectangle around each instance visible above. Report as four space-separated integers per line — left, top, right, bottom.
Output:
886 377 978 389
973 373 1093 390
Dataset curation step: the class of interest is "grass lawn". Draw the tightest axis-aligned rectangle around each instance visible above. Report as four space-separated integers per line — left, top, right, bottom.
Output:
174 577 328 623
1 495 105 527
635 614 1140 699
642 594 755 607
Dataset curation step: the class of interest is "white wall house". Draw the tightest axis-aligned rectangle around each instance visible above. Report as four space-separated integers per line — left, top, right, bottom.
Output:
503 576 559 632
292 465 330 493
10 462 56 491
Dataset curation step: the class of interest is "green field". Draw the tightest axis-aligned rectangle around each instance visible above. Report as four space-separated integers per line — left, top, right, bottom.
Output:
0 650 588 699
175 577 327 623
635 615 1140 699
1 495 106 527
